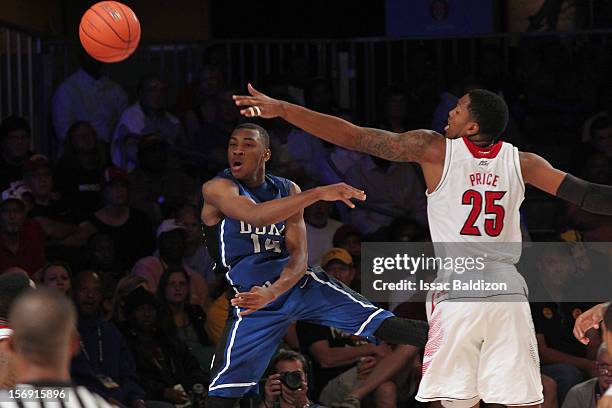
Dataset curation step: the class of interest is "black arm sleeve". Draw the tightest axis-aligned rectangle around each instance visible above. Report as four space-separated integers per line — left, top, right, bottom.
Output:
556 174 612 216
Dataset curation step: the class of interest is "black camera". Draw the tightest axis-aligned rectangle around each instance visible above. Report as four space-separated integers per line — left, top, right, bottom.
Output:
278 371 303 391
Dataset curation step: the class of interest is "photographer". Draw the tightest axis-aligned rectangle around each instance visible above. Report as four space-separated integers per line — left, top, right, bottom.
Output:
261 350 326 408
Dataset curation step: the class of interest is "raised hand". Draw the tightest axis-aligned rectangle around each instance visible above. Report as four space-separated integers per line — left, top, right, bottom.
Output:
233 84 285 119
316 183 366 208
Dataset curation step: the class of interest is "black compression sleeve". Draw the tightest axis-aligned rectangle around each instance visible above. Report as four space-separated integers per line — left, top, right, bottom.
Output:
556 174 612 216
374 317 429 348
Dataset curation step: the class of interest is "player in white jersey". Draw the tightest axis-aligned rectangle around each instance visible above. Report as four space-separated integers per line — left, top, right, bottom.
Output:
232 85 612 408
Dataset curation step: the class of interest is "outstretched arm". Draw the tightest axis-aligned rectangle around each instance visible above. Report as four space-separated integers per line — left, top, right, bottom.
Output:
520 152 612 215
231 182 308 315
202 177 365 227
233 84 445 164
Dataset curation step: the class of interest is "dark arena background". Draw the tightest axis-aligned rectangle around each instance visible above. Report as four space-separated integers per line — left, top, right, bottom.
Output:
0 1 611 408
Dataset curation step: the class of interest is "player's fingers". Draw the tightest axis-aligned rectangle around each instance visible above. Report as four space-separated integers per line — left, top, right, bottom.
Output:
248 82 263 96
340 198 355 208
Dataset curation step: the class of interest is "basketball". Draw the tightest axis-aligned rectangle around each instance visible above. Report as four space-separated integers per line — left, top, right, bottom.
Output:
79 1 141 63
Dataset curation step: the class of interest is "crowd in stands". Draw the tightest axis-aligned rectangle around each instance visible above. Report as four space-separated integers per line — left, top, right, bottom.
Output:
0 35 611 408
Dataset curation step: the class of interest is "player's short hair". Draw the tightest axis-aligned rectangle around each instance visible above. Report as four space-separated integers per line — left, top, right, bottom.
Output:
0 271 32 319
233 123 270 148
604 303 612 333
467 89 509 141
269 349 309 374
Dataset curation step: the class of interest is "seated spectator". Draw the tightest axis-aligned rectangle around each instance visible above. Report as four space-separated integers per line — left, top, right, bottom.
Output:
54 121 108 222
333 225 363 291
86 232 128 289
581 86 612 150
63 166 155 269
0 185 46 277
562 343 612 408
111 274 149 326
23 155 77 240
586 115 612 159
559 152 612 242
0 116 32 191
183 64 226 141
132 219 209 308
297 249 417 407
70 270 146 408
343 156 427 237
377 85 420 132
0 271 32 388
52 48 127 149
121 286 208 407
40 261 72 296
157 269 214 371
528 246 600 404
260 349 325 408
176 205 217 291
112 75 184 171
388 217 429 242
304 200 343 267
128 134 197 225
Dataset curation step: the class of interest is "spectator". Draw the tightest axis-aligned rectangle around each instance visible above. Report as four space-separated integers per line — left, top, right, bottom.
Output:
388 217 429 242
23 155 78 240
343 155 427 237
86 232 128 288
0 185 46 277
0 288 115 408
54 121 108 222
0 271 32 388
183 64 226 139
52 49 128 149
528 246 600 404
112 75 184 171
333 225 363 291
70 270 146 408
132 219 209 308
562 343 612 408
587 115 612 159
121 286 208 407
377 86 421 133
157 269 214 371
260 350 326 408
40 261 72 296
128 134 197 225
176 205 217 290
297 248 417 406
110 274 149 327
0 116 32 191
64 166 155 269
304 200 343 267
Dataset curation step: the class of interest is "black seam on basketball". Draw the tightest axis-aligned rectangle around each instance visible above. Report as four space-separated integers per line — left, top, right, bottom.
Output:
115 2 133 46
80 24 131 52
90 5 129 44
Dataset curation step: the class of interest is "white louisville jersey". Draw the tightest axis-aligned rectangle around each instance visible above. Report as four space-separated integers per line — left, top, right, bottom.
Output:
427 137 524 259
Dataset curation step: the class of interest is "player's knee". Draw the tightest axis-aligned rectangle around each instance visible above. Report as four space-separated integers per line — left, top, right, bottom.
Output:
541 374 557 398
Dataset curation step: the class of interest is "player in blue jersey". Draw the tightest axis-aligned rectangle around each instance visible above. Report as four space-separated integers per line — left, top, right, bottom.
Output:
202 123 429 408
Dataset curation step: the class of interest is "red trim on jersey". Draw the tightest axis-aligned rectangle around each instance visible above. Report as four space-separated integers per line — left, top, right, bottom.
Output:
462 137 503 159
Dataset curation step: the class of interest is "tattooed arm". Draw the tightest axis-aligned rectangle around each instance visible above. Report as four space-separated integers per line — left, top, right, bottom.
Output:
233 84 446 165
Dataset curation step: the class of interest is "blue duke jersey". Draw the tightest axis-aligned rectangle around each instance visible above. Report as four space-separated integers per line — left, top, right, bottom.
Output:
208 170 394 398
216 169 292 291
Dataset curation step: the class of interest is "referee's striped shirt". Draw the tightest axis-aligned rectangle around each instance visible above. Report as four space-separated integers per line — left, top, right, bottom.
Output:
0 383 113 408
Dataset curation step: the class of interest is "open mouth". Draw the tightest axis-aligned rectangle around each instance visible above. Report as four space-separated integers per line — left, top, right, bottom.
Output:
231 160 243 171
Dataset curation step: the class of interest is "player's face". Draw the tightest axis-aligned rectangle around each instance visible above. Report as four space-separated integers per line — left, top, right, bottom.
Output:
227 129 270 180
445 94 478 139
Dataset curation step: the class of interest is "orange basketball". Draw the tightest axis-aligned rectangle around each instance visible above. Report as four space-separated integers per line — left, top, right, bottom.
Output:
79 1 141 63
